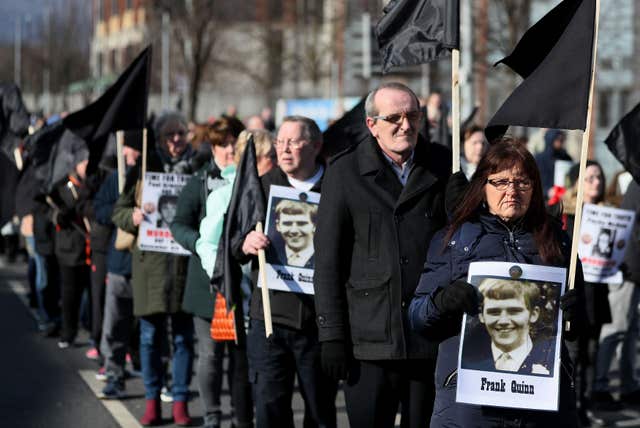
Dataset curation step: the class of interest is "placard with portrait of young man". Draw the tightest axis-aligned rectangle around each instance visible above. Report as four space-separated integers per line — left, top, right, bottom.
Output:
578 203 636 284
259 184 320 294
456 262 566 411
138 172 191 255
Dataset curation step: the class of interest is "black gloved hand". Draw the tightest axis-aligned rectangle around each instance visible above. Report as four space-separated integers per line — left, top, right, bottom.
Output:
433 280 479 316
559 288 582 324
321 341 349 381
560 288 583 342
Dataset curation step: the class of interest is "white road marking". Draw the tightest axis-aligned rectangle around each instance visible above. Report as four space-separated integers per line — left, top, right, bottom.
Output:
5 276 141 428
78 370 142 428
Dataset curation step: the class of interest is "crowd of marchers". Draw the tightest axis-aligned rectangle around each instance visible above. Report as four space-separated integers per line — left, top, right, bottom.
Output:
2 81 640 428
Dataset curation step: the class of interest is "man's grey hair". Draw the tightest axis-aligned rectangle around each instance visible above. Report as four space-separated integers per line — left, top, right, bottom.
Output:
280 115 323 144
364 82 420 118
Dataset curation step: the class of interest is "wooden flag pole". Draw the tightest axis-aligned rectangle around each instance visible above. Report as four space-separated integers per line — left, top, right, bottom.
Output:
451 49 461 173
116 130 125 194
567 0 600 292
566 0 600 330
256 222 273 338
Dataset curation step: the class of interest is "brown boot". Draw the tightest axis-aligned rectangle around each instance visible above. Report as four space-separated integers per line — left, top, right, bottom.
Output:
140 398 161 426
172 400 192 426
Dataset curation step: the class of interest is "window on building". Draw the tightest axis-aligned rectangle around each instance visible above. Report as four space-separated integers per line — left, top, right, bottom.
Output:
620 89 631 115
126 0 133 9
97 0 104 21
598 90 610 128
111 0 119 16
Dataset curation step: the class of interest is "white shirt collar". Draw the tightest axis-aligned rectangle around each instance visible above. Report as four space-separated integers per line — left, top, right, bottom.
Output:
491 335 533 372
287 165 324 191
284 244 314 267
381 150 414 186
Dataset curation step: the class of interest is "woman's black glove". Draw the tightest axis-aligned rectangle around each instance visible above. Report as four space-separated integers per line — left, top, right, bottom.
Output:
433 280 479 316
559 288 582 323
321 340 349 381
560 288 584 341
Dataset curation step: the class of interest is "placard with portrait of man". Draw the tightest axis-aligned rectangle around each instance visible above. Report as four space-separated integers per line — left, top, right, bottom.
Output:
456 262 566 411
138 172 191 255
259 185 320 294
578 204 636 283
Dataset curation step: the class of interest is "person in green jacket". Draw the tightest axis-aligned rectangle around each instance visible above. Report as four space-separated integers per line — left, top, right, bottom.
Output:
112 112 195 426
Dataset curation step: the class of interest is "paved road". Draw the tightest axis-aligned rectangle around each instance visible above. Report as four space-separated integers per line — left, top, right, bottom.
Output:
0 257 349 427
3 255 640 427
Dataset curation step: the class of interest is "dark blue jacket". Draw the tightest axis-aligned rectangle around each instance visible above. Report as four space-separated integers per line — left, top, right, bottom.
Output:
534 129 572 198
94 170 131 277
409 212 580 427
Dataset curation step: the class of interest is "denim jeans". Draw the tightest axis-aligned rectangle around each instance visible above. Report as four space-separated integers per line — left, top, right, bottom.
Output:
139 312 194 401
101 273 134 382
593 281 640 394
25 236 50 324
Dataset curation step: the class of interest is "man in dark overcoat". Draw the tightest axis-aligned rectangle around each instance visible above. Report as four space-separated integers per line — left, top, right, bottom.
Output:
313 82 451 427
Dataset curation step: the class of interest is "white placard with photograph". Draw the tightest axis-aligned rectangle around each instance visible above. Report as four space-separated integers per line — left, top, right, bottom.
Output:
138 172 191 255
456 261 566 411
578 204 635 284
257 185 320 294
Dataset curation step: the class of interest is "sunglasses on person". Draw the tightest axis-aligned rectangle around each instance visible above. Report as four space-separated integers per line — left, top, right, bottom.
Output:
370 110 422 124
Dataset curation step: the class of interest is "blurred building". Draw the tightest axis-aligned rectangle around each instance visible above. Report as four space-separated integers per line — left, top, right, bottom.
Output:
90 0 147 79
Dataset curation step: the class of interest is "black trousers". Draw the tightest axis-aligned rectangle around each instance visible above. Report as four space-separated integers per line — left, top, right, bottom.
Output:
247 319 337 428
90 251 107 347
59 264 91 343
43 255 61 321
344 359 435 428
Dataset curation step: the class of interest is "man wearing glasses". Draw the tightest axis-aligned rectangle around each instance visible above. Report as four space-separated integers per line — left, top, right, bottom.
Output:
240 116 336 427
314 82 451 427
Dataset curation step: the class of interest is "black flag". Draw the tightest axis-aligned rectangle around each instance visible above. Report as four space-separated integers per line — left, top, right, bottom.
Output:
321 97 369 159
485 0 596 142
0 83 30 165
63 45 152 172
211 135 266 342
376 0 459 73
605 101 640 183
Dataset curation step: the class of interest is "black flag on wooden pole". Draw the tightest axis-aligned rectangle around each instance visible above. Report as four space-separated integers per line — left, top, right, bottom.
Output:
376 0 459 73
485 0 596 142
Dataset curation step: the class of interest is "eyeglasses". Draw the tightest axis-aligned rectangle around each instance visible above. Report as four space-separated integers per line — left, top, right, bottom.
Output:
371 110 422 124
486 178 533 191
274 138 307 149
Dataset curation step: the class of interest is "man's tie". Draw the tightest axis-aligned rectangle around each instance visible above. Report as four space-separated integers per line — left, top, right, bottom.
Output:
495 352 516 371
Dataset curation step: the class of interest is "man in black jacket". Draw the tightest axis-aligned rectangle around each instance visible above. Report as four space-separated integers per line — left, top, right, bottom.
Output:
241 116 336 428
313 82 451 427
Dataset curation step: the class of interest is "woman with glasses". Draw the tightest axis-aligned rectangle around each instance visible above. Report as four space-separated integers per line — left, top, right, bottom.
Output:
554 161 628 418
409 138 583 427
112 112 196 426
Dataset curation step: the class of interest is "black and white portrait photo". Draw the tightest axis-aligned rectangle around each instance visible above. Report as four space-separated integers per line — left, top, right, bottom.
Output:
456 261 566 411
260 185 321 295
156 194 179 228
461 278 559 377
591 227 614 259
265 198 318 268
